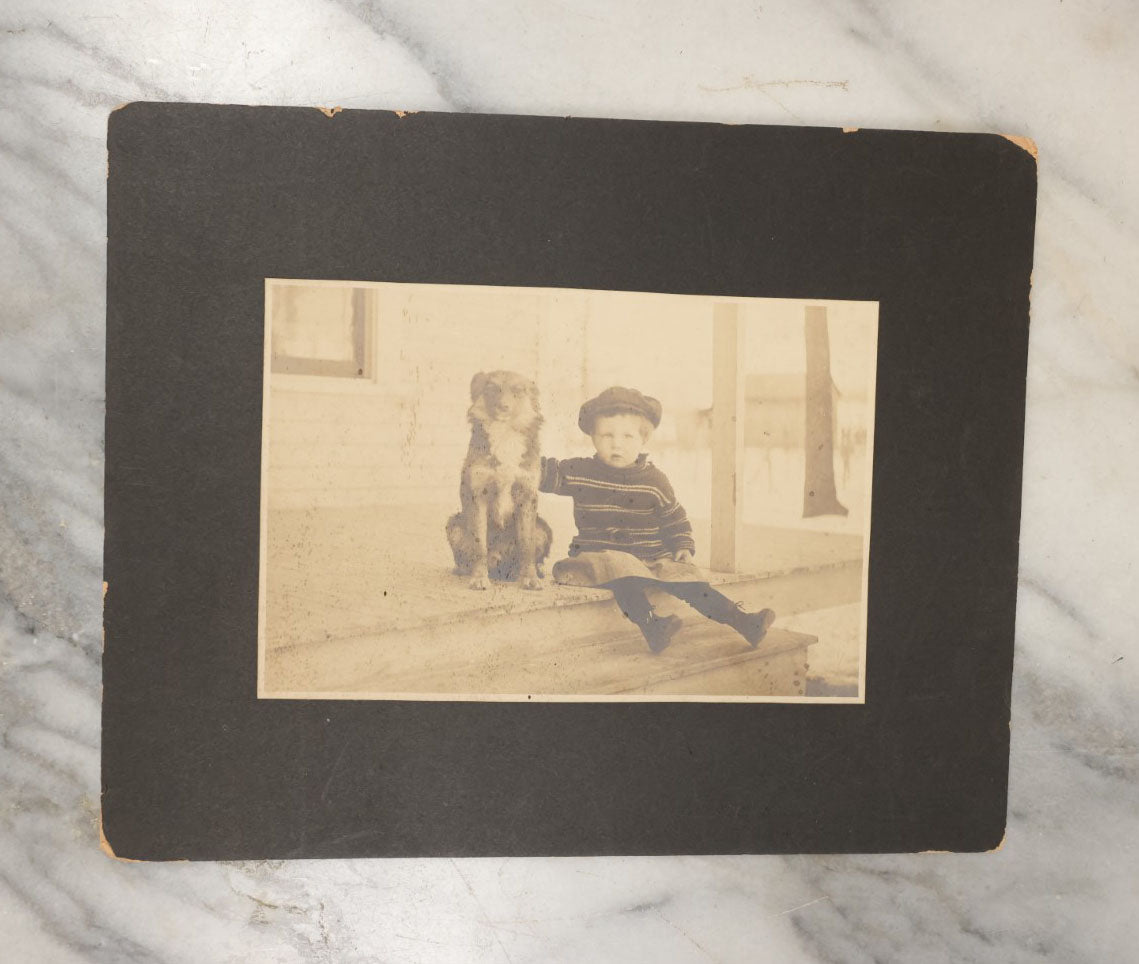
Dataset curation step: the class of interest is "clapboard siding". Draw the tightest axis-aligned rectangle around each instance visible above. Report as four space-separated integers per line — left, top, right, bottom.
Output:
266 283 549 510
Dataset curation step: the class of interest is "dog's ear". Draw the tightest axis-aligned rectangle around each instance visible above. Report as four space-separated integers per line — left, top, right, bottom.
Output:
470 371 489 400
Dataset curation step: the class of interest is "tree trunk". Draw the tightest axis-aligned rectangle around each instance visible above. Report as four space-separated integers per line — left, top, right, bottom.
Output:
803 306 848 517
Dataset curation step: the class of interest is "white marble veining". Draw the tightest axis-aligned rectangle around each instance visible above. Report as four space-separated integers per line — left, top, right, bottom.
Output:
2 0 1137 960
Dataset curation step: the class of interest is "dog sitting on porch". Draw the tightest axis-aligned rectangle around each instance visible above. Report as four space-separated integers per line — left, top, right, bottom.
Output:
446 370 552 590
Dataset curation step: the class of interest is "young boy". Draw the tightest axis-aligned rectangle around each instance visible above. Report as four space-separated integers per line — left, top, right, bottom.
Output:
539 386 776 653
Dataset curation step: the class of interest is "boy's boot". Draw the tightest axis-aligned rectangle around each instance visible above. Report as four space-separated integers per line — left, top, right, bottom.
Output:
607 579 683 653
635 612 683 653
727 606 776 648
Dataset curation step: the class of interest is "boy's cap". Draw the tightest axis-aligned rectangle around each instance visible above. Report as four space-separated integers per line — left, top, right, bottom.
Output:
578 387 662 433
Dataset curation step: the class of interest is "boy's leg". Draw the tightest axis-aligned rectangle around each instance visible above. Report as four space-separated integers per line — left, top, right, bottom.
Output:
602 577 682 654
666 582 776 648
604 577 653 622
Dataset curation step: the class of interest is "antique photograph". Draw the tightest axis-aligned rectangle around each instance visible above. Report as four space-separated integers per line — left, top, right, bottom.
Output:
258 280 878 702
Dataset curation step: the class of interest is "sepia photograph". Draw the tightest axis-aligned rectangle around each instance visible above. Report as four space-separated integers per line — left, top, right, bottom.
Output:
258 280 877 702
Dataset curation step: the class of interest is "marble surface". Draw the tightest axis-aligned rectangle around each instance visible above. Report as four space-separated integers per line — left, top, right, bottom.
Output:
2 0 1137 960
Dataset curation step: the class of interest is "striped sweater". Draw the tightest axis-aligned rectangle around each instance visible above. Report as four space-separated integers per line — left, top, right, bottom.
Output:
538 454 696 561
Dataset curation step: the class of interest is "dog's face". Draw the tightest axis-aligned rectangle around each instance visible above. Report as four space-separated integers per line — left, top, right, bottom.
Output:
469 370 541 429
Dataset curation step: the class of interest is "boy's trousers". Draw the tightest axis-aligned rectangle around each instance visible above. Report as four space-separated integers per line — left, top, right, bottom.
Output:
602 576 744 627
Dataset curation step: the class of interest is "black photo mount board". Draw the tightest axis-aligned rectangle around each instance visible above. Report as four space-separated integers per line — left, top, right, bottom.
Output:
103 104 1036 859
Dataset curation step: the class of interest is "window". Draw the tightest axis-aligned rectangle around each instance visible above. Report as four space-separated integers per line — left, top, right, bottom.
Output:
270 285 373 378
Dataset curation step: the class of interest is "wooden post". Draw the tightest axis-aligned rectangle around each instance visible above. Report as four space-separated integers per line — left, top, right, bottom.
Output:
803 304 848 517
710 303 745 573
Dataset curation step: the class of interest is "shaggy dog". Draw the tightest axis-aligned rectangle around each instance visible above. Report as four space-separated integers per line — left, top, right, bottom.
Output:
446 371 552 590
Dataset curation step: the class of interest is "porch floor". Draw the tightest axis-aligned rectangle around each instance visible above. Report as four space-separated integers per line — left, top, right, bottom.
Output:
263 503 863 652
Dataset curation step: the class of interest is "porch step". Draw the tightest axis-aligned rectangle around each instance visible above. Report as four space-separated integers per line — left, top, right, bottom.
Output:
262 566 846 699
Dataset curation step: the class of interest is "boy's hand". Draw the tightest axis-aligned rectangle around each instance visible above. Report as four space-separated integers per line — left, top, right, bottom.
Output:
673 549 693 564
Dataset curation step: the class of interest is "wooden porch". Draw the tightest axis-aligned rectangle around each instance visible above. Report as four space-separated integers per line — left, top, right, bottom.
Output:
261 504 862 699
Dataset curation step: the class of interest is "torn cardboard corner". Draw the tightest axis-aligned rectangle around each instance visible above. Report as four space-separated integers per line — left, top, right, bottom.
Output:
918 826 1007 855
1001 134 1038 161
317 106 343 118
98 811 143 863
98 809 188 863
393 109 418 119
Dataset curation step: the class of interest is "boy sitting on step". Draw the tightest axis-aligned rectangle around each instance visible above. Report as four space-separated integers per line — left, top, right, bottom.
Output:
539 386 776 653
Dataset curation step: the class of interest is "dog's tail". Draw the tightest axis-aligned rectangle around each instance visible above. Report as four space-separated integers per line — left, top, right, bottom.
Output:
536 516 553 564
445 512 471 574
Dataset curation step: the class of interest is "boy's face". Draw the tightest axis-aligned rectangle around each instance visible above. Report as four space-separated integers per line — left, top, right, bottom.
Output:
591 412 650 467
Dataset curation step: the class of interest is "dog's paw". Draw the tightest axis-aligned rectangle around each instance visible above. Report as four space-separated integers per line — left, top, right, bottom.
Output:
520 576 543 591
468 575 490 591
